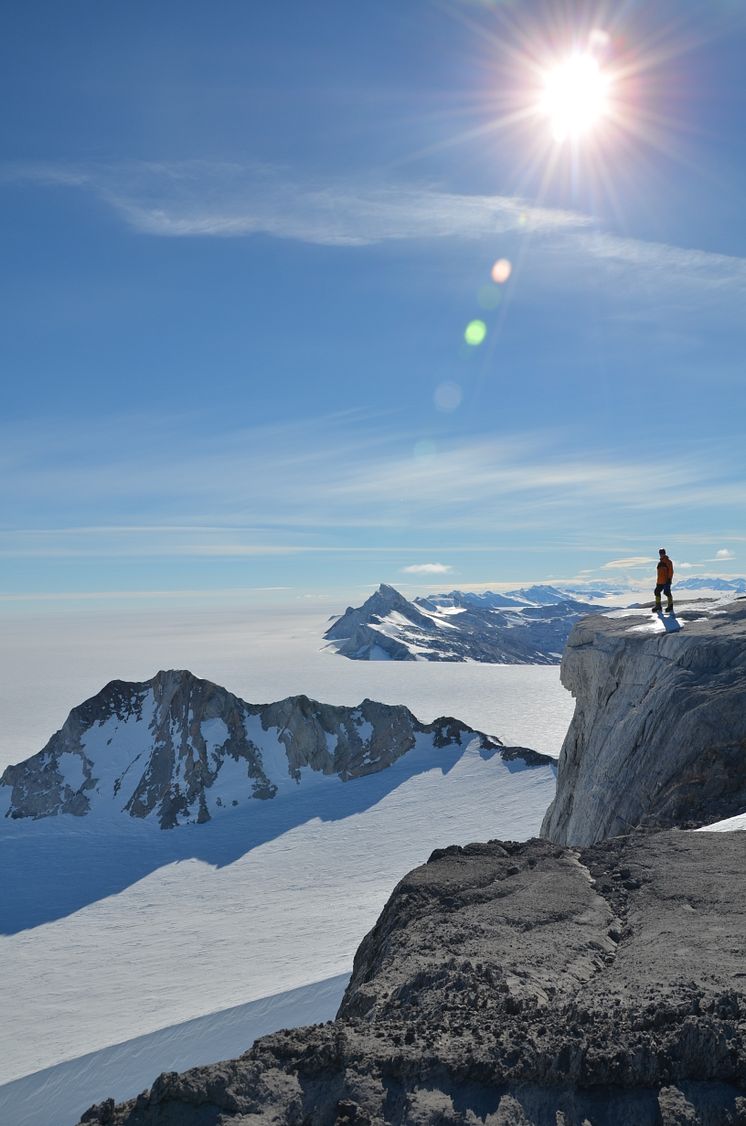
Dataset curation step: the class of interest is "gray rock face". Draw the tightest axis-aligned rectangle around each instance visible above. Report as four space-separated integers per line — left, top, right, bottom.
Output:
541 600 746 845
78 831 746 1125
325 583 603 664
0 669 516 829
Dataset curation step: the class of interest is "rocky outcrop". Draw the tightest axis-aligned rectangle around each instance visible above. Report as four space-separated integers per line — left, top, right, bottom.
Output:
0 670 526 829
541 599 746 845
78 830 746 1125
325 583 603 664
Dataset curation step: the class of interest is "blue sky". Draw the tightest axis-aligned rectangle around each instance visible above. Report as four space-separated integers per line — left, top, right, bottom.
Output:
3 0 745 608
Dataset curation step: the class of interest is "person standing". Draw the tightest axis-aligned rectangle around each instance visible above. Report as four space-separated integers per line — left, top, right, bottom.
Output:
653 548 674 613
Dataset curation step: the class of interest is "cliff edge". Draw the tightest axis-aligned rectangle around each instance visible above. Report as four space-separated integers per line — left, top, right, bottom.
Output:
541 599 746 845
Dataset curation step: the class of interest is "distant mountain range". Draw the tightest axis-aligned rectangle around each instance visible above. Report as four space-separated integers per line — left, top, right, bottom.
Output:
324 578 746 664
675 577 746 593
323 583 609 664
0 669 549 829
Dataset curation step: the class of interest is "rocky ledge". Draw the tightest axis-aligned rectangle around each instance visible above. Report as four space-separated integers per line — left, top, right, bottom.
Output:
79 830 746 1125
541 599 746 845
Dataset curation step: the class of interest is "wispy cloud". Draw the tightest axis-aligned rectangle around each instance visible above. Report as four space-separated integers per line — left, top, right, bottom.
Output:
2 160 587 247
1 414 743 559
401 563 452 574
0 587 291 603
5 160 746 308
568 229 746 297
602 556 656 569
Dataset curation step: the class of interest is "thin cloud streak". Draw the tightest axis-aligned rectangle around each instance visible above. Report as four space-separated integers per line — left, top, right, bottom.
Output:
2 414 743 556
2 160 587 246
4 160 746 303
0 587 292 603
602 556 656 569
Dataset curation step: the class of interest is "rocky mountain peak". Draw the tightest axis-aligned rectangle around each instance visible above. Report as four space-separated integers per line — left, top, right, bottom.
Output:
0 670 525 830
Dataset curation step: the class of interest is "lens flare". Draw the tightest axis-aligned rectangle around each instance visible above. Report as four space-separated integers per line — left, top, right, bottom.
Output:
434 382 463 412
491 258 512 284
464 319 487 346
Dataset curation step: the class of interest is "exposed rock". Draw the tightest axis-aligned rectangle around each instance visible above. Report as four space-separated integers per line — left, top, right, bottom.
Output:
325 584 605 664
77 831 746 1125
541 599 746 845
0 669 532 829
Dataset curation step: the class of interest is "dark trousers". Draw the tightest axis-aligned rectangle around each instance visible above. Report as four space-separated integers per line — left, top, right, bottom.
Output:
654 582 672 600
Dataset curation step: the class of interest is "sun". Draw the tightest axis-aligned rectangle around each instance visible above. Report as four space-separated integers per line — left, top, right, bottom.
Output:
539 53 611 143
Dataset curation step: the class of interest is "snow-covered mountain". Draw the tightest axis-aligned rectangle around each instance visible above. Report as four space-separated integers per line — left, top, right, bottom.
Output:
0 669 543 829
324 583 606 664
675 576 746 593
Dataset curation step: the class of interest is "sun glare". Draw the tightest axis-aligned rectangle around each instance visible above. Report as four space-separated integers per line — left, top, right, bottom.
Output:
539 54 611 142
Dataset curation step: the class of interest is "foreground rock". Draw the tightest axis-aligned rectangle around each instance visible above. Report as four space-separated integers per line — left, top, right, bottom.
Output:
79 830 746 1125
325 583 604 664
0 670 531 829
541 599 746 845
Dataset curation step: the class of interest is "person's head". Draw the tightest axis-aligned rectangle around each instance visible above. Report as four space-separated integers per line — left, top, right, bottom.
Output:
659 548 666 556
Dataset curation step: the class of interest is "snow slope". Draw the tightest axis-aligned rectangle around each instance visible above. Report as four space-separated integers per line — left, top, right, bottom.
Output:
0 974 349 1126
697 812 746 832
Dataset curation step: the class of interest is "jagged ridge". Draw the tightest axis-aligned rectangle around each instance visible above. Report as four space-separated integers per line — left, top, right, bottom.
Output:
0 669 527 830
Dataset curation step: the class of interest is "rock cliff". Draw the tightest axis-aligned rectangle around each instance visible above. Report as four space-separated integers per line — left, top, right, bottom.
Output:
541 599 746 845
0 670 520 829
79 831 746 1125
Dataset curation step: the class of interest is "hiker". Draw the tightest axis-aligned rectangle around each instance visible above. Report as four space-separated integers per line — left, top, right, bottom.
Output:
653 548 674 614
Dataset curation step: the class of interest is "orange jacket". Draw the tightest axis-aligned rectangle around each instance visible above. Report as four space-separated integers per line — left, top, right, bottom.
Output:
657 555 674 583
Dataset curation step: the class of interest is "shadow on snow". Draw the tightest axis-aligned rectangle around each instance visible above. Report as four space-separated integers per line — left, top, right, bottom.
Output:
0 740 501 934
